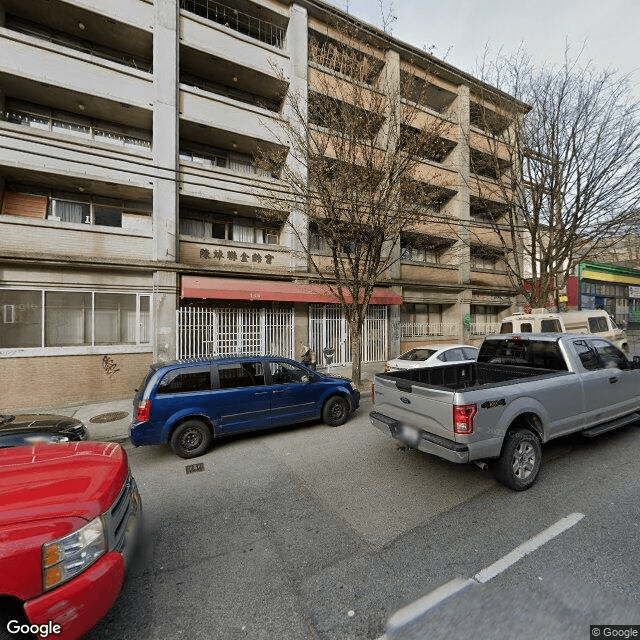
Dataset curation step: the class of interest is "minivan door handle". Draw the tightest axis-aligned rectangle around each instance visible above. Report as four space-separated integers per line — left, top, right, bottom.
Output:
609 376 619 384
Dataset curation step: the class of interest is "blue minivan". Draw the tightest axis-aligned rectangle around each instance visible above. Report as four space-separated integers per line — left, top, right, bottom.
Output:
130 356 360 458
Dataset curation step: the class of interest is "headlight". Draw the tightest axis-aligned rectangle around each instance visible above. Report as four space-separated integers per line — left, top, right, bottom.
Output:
349 382 358 391
42 517 107 590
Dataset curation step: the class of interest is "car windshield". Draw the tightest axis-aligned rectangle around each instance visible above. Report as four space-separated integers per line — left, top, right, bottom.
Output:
398 348 437 361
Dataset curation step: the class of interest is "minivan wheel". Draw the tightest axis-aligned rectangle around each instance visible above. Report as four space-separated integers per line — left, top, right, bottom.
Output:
170 420 212 459
322 395 349 427
495 427 542 491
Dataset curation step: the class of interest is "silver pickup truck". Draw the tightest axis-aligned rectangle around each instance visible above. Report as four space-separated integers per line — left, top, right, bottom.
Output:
370 334 640 490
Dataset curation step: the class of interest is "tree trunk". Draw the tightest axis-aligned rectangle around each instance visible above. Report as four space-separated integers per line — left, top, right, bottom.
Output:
348 317 363 388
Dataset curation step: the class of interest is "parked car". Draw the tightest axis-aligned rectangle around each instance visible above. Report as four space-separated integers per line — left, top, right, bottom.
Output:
130 355 361 459
372 334 640 490
0 413 88 448
0 442 141 640
385 344 478 372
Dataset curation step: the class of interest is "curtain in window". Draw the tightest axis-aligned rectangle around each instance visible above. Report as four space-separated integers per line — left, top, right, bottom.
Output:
180 218 206 237
52 200 90 224
232 218 254 243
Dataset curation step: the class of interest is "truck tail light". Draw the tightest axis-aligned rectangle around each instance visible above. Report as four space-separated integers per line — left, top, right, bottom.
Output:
136 400 151 422
371 383 375 404
453 404 477 435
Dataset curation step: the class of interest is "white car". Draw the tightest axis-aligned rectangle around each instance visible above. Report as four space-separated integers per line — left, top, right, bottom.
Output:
384 344 479 372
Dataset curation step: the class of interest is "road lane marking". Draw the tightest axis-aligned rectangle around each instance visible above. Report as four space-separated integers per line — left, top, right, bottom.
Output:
473 511 585 583
385 578 475 633
377 512 585 639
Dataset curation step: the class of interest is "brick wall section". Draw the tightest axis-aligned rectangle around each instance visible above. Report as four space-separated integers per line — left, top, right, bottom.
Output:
2 353 153 411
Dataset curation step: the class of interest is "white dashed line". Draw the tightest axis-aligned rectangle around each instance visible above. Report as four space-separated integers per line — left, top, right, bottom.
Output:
377 512 585 639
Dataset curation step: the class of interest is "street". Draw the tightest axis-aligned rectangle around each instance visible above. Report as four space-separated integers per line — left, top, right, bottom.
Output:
88 397 640 640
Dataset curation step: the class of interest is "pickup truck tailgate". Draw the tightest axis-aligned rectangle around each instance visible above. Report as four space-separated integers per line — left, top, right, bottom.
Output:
372 373 455 440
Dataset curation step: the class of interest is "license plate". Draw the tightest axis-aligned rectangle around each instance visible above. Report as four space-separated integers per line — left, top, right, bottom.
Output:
399 425 420 447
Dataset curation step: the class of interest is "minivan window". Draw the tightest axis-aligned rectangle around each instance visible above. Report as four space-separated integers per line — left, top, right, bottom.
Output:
540 319 562 332
268 360 309 384
158 367 211 394
217 361 265 388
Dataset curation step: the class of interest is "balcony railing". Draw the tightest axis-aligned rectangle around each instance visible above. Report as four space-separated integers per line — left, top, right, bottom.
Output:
7 17 152 72
470 322 501 335
398 322 459 338
3 109 151 150
180 0 285 49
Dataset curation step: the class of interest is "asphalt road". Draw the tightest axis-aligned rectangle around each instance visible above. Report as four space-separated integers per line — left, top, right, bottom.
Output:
87 397 640 640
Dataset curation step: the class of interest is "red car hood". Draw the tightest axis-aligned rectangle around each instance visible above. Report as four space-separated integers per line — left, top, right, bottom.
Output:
0 442 129 526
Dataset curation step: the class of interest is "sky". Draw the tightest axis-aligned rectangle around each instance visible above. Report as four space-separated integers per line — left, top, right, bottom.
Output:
327 0 640 97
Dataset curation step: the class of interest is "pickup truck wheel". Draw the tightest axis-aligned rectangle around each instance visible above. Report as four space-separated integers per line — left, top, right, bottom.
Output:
170 420 212 459
322 395 349 427
495 428 542 491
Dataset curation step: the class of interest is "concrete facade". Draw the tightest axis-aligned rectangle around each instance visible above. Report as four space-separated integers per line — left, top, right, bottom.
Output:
0 0 522 408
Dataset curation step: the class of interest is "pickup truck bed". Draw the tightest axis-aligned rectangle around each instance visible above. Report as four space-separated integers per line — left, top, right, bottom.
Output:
386 362 567 392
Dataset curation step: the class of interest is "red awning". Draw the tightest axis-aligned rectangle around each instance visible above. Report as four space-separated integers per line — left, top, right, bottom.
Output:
181 276 402 305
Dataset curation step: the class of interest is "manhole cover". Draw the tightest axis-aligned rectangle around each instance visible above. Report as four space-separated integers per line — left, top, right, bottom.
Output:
89 411 129 424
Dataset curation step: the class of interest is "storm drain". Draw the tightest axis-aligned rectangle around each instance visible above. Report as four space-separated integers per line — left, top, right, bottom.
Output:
89 411 129 423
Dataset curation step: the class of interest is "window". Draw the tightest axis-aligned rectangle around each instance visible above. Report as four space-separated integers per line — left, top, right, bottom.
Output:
588 316 609 333
500 322 513 333
540 319 562 332
520 323 533 332
158 367 211 394
217 362 265 388
50 198 123 227
268 361 309 384
573 340 600 371
471 253 497 270
5 99 151 149
589 339 628 370
180 214 279 245
0 289 150 350
0 290 42 348
438 348 464 362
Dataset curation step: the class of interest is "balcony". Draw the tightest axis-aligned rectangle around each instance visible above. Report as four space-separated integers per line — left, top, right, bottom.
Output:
179 0 286 49
4 15 152 72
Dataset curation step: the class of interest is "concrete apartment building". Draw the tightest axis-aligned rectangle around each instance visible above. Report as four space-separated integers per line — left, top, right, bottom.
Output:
0 0 523 408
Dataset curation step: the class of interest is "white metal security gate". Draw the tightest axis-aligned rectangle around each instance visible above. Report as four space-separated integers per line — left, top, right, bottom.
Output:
177 306 294 358
309 304 388 366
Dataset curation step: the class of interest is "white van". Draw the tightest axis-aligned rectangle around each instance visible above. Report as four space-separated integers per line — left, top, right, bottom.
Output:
499 309 629 354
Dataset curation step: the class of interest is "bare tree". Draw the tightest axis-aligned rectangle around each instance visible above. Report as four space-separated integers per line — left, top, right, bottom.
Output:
257 29 451 385
467 47 640 309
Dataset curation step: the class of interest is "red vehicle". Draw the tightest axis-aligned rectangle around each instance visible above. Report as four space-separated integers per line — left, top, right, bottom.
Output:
0 442 141 640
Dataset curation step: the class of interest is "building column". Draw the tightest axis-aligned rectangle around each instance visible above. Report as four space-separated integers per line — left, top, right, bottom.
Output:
284 4 309 272
451 84 471 287
152 0 179 361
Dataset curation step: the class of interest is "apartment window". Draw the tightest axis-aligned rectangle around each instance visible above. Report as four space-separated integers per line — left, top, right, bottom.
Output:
0 289 150 350
471 253 497 270
50 198 122 227
179 148 227 168
0 290 42 348
5 99 151 149
181 214 279 245
401 244 441 264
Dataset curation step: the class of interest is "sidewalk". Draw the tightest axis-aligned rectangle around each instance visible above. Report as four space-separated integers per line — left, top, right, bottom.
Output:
8 361 383 444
